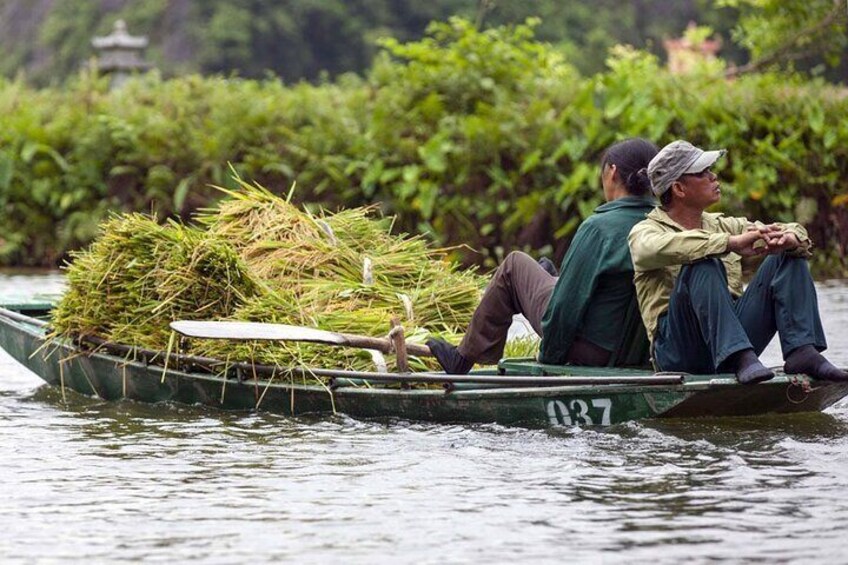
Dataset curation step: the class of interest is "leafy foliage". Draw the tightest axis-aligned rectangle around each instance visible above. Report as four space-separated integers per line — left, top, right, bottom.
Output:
1 19 848 274
719 0 848 74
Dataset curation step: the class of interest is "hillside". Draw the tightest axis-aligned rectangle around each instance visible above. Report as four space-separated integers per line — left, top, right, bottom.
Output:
0 0 736 84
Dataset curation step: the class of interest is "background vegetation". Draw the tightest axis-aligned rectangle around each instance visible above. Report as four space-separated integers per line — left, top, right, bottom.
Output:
2 17 848 274
1 0 845 85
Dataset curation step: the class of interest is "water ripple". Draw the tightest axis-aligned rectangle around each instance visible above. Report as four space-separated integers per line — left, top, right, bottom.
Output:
4 274 848 562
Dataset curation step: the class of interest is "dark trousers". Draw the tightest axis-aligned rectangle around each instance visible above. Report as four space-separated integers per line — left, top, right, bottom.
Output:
459 252 556 364
654 254 826 374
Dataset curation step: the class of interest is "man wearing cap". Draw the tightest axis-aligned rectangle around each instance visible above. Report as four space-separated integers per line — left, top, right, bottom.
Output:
628 139 846 384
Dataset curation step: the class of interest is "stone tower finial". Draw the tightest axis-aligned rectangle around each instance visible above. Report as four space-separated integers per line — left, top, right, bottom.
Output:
92 20 152 88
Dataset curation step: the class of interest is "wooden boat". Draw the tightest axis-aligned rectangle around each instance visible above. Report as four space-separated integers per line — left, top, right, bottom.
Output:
2 302 847 428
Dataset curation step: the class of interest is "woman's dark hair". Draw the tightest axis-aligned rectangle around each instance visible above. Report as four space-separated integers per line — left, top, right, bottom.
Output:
599 138 659 197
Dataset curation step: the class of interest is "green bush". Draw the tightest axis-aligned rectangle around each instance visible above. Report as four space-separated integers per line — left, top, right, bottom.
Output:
1 18 848 274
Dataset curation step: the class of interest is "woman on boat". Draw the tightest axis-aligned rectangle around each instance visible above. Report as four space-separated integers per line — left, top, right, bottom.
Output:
628 139 847 384
427 138 659 374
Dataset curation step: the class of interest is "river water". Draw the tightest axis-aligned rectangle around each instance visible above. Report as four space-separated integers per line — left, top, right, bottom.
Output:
3 272 848 563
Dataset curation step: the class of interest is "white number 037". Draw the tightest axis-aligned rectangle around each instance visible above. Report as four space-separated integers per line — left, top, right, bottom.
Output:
546 398 612 426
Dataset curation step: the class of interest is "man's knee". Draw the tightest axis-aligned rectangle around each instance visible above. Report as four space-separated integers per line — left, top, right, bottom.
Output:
777 252 810 272
770 252 814 290
680 258 726 288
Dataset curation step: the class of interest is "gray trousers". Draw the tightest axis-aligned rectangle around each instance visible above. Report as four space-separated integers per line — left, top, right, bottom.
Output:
458 252 555 364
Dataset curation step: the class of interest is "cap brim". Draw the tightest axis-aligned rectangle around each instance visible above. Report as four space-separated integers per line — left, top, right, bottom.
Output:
683 149 725 174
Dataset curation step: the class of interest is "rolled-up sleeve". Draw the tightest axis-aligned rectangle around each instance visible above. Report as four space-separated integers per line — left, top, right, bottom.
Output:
777 222 813 257
629 223 731 271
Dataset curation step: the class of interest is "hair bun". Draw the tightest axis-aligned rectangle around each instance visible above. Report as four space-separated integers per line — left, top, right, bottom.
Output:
627 168 652 195
599 138 659 197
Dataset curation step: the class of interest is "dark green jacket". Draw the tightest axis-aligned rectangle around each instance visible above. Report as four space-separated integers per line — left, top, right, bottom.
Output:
539 196 655 366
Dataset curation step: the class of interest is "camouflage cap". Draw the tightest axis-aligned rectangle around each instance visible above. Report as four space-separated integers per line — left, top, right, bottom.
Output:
648 140 726 197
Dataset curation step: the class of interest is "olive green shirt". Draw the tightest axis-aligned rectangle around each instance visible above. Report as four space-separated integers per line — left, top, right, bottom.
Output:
628 207 811 342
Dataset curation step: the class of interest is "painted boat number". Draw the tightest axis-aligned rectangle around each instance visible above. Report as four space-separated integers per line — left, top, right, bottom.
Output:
546 398 612 426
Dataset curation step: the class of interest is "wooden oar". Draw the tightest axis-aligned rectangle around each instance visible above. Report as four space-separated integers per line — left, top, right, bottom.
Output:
169 320 433 357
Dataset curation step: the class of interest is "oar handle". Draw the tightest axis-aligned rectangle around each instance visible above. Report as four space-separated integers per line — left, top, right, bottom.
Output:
339 333 432 357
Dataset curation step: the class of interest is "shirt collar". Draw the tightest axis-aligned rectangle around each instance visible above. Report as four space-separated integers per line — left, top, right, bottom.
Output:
647 207 719 230
595 195 657 213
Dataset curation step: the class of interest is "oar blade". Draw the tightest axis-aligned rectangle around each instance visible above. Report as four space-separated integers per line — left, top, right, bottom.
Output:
170 320 346 345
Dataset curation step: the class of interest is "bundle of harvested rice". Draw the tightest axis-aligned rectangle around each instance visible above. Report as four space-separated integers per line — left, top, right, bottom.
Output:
195 178 487 371
51 213 260 351
196 180 331 285
195 183 477 370
53 177 537 376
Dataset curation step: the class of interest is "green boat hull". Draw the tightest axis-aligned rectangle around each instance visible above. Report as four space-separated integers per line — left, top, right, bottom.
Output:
2 306 847 428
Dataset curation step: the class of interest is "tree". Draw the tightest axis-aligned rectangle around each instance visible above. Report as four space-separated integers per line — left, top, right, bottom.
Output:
720 0 848 76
